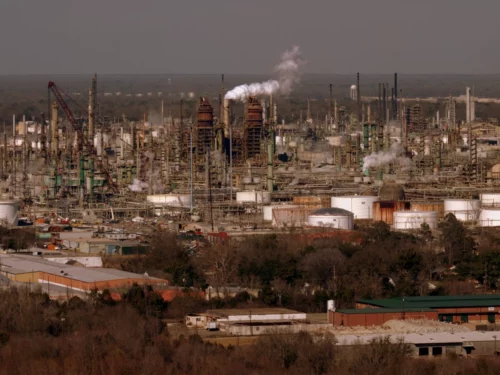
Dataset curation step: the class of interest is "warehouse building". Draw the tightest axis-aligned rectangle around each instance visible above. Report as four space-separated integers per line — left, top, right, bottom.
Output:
0 254 167 292
336 331 500 357
330 295 500 326
186 308 328 335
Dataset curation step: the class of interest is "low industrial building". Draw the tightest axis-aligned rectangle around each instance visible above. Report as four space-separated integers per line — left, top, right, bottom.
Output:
0 254 167 292
336 331 500 357
58 237 147 255
332 308 438 327
186 308 328 335
330 295 500 326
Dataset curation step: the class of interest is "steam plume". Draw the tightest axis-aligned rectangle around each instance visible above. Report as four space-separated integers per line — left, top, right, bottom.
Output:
225 46 304 101
128 179 148 192
362 143 411 172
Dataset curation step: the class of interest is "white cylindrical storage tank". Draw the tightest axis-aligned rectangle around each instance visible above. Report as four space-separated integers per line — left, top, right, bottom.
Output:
479 208 500 227
236 191 271 205
242 177 252 184
275 136 285 146
307 208 354 230
263 206 273 221
444 199 480 221
0 200 19 226
480 193 500 207
331 196 379 219
326 136 343 146
252 177 261 184
146 194 192 207
393 211 438 230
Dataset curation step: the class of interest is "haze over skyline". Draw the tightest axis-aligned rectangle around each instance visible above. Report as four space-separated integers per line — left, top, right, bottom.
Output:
1 0 499 75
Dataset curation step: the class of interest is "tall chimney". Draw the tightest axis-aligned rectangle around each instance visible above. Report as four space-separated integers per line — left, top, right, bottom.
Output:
394 73 398 120
88 88 94 143
378 83 382 123
223 99 230 138
382 85 387 125
51 102 59 156
391 88 395 120
89 74 97 142
356 73 361 123
466 86 471 124
329 84 333 123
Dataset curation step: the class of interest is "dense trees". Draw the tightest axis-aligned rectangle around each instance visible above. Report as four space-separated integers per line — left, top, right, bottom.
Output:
0 287 499 374
109 214 500 313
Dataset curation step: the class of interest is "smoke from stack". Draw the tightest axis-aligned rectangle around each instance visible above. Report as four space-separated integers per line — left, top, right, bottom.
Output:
225 46 305 101
362 142 410 172
128 178 148 192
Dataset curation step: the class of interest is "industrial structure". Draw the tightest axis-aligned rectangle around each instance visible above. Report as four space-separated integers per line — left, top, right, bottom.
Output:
1 73 500 239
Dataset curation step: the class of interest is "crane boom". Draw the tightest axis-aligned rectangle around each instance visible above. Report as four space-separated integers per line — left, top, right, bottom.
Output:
47 81 80 131
47 81 86 152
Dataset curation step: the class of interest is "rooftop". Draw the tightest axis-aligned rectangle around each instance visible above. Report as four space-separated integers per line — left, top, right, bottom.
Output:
336 331 500 346
206 308 303 317
357 294 500 309
0 254 162 284
337 307 436 314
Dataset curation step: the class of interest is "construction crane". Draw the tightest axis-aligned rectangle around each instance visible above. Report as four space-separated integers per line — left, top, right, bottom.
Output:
47 81 86 152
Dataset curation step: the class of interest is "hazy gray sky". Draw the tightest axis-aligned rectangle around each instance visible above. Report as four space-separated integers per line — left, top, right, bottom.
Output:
1 0 499 74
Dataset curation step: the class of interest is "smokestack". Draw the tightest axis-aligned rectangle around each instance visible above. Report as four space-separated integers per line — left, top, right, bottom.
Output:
356 73 361 123
378 83 382 123
12 115 15 137
89 74 97 142
466 86 471 124
382 85 387 125
51 102 59 156
394 73 398 120
223 99 230 137
329 84 333 122
391 88 394 121
88 88 94 143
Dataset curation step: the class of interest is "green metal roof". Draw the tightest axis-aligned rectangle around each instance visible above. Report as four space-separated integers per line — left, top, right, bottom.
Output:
337 307 436 314
357 294 500 309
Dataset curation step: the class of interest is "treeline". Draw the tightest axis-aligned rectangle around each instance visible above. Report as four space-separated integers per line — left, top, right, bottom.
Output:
114 214 500 312
0 287 500 374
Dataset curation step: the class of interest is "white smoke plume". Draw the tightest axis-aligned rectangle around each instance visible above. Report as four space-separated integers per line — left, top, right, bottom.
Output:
128 178 148 192
362 143 411 172
225 46 305 101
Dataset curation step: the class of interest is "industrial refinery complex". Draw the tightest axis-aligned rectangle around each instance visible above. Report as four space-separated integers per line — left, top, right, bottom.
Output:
2 71 500 235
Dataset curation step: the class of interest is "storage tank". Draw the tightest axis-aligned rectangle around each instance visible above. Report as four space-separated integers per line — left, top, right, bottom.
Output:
480 193 500 207
307 208 354 230
393 211 438 230
326 136 343 146
236 191 271 205
146 194 192 207
263 206 273 221
479 208 500 227
0 200 19 226
444 199 480 221
331 196 379 219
